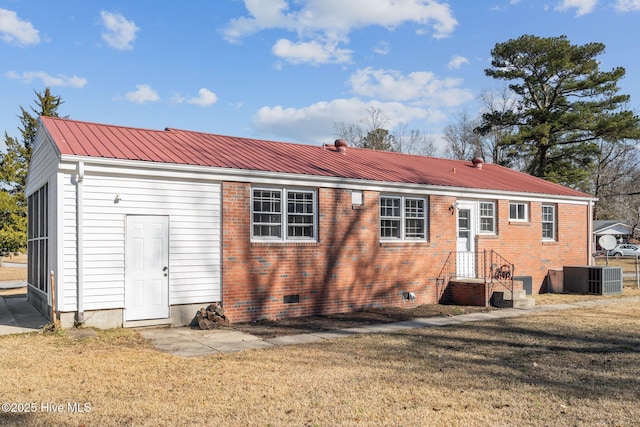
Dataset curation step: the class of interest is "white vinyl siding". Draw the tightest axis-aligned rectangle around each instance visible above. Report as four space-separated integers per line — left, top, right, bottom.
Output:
60 173 221 311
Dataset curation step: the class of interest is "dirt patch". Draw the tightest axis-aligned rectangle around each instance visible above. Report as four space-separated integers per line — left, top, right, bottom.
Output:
230 304 495 338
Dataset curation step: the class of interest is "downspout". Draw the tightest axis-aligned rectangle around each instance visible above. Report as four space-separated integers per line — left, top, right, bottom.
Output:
76 161 85 324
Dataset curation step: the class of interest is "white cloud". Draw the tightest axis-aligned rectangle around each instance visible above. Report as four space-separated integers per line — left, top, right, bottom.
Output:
348 67 474 107
100 10 139 50
223 0 457 64
615 0 640 11
125 84 160 103
554 0 598 16
223 0 294 41
6 70 87 87
0 8 39 46
373 41 390 55
272 38 352 64
253 98 434 144
448 55 469 70
252 67 476 144
188 88 218 107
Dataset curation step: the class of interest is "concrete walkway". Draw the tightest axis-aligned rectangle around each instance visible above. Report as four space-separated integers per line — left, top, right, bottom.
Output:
0 280 27 289
137 296 640 357
0 295 49 335
2 292 638 356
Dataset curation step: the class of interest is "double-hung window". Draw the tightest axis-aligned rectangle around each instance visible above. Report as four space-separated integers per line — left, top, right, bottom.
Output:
252 188 316 241
380 195 427 241
509 202 528 222
479 201 496 233
541 204 556 240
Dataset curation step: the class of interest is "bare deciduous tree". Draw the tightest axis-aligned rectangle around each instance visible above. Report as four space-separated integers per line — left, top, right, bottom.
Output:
590 138 640 220
477 87 519 166
334 106 437 156
443 111 484 161
392 122 437 156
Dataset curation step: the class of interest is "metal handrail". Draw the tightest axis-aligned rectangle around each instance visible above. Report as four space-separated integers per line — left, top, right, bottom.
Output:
435 249 514 299
435 251 456 301
487 250 514 297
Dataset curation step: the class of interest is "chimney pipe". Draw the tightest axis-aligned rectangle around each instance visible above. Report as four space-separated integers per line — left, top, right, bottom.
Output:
472 157 484 169
334 139 348 155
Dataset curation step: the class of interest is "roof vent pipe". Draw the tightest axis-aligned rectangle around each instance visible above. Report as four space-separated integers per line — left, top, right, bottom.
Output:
335 139 348 155
472 157 484 169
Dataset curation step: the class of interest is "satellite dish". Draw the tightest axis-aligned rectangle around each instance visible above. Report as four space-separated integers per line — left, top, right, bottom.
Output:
599 235 617 251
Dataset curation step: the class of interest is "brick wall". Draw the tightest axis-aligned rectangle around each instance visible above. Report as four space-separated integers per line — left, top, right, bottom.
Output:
446 281 489 306
221 182 590 323
476 200 590 293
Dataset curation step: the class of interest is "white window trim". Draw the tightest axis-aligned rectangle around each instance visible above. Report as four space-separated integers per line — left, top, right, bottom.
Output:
251 187 317 242
509 202 529 222
542 204 557 241
380 195 428 241
286 189 316 241
478 201 496 234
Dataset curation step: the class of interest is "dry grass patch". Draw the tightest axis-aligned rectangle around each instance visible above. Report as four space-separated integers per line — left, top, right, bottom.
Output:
0 287 26 297
0 267 26 282
1 301 639 426
594 256 639 269
0 253 27 282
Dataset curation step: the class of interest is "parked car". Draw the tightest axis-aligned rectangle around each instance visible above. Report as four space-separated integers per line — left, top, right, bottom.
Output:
608 244 640 257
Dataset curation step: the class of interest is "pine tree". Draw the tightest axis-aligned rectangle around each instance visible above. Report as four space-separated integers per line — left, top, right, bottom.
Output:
0 88 63 253
477 35 640 191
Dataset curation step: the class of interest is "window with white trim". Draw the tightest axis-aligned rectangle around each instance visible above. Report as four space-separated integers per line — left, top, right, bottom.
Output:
252 188 316 241
479 201 496 233
27 185 48 293
509 202 528 222
380 195 427 240
542 204 556 240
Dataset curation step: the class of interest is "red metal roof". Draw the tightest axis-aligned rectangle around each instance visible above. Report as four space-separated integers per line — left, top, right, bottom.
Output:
40 116 592 198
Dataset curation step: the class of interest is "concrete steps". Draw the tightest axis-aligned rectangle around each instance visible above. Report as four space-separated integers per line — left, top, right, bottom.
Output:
490 289 536 309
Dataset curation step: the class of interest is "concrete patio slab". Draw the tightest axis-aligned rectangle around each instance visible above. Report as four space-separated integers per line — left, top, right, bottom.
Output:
0 295 49 336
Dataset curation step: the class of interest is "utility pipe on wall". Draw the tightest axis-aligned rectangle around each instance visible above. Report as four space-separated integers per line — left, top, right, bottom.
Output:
76 161 85 324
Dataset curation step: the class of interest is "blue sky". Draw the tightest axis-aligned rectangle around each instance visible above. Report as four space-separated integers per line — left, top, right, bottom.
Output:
1 0 640 155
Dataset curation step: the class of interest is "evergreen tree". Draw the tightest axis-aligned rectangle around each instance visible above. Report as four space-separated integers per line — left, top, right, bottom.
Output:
477 35 640 191
0 88 63 252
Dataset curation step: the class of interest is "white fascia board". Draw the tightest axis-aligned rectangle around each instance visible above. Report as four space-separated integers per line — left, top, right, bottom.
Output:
58 155 596 205
596 224 633 234
34 122 62 157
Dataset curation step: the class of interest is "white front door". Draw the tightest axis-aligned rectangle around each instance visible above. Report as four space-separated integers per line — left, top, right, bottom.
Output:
456 203 476 278
125 215 169 321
